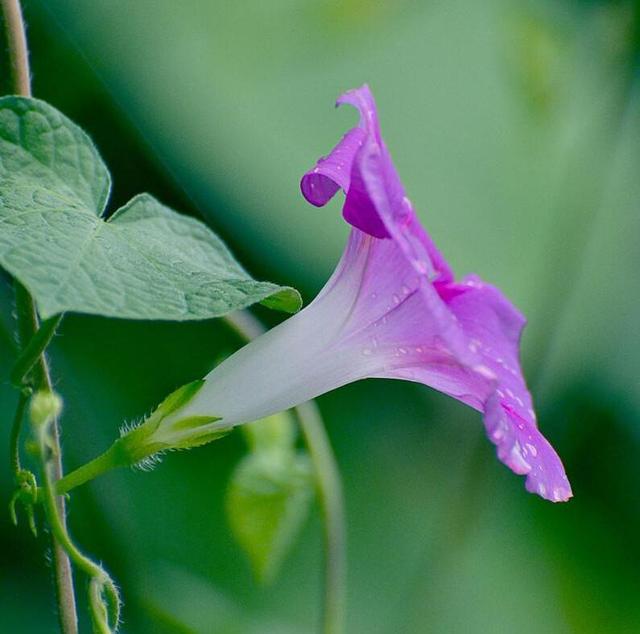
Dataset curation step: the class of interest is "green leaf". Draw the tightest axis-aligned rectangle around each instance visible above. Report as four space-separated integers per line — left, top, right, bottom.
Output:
242 411 297 454
0 96 301 319
226 450 313 584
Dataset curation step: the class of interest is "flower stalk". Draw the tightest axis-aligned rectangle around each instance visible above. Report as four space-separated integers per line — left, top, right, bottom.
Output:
56 380 225 495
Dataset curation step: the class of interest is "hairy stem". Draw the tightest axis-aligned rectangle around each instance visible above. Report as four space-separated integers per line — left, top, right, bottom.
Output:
14 285 77 634
225 310 347 634
1 1 78 627
9 387 29 474
34 402 120 633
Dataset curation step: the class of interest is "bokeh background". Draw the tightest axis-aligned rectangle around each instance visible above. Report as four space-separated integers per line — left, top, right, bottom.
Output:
1 0 639 632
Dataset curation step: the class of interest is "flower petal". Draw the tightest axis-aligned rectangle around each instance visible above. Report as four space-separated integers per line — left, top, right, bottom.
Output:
440 276 572 501
301 84 454 283
323 229 476 370
300 126 366 207
484 395 572 502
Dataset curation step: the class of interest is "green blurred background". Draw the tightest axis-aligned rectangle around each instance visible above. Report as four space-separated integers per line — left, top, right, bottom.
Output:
1 0 639 632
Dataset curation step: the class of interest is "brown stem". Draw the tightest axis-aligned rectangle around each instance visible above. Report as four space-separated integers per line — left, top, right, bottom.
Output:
1 2 78 630
1 0 29 95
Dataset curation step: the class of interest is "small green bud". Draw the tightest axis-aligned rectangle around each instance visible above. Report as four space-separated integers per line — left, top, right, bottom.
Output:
29 390 63 427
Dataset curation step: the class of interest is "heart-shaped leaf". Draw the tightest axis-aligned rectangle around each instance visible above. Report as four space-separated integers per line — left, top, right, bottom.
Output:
0 96 301 320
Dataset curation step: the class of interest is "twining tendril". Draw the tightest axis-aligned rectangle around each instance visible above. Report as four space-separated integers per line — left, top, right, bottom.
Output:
31 390 122 633
8 386 39 535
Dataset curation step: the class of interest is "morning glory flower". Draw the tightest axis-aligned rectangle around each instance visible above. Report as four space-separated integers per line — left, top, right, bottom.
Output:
168 85 571 502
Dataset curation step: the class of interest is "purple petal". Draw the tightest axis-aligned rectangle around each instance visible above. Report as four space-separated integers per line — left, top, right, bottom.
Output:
485 395 572 502
440 277 572 501
299 85 572 502
300 127 366 207
301 84 454 283
327 229 476 371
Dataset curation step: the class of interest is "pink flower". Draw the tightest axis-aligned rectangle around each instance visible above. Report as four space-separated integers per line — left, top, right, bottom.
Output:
176 85 571 502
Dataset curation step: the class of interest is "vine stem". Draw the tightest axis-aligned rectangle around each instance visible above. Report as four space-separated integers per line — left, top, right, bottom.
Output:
9 387 29 474
15 285 78 634
1 1 78 630
225 310 347 634
11 314 63 387
34 396 120 633
0 0 28 94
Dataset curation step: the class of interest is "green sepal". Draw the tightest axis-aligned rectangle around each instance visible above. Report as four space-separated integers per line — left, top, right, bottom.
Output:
55 380 226 494
116 380 224 465
154 380 206 419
